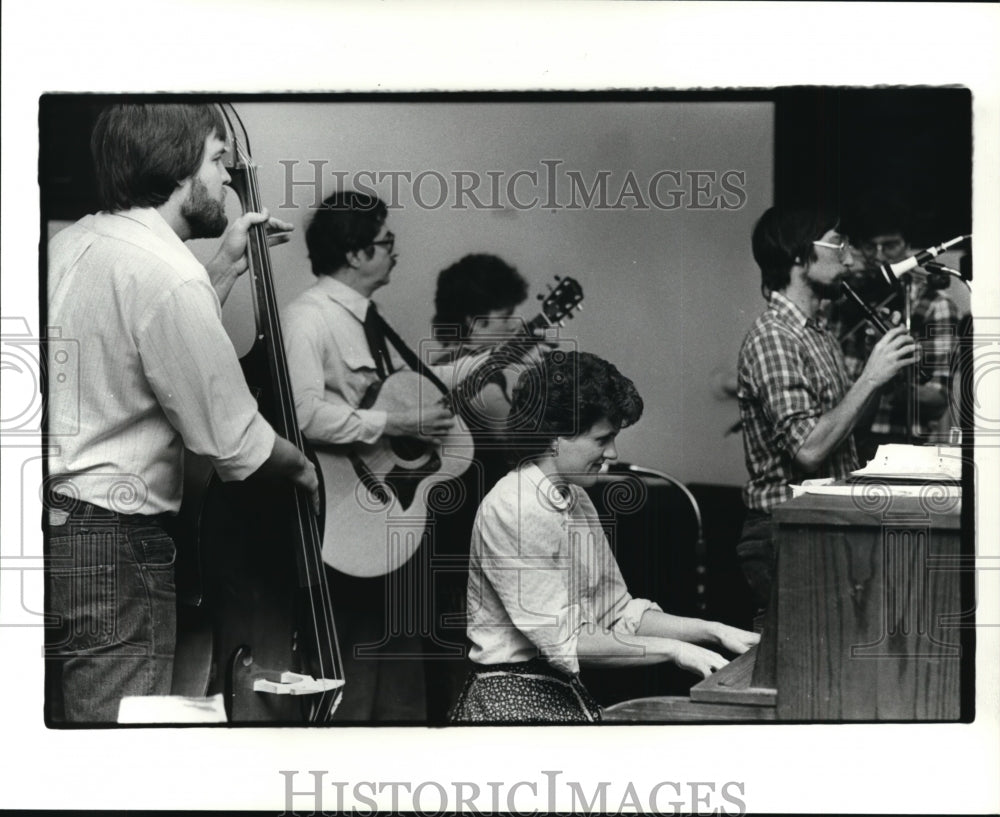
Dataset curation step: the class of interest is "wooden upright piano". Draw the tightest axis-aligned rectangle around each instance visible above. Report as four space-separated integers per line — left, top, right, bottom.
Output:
604 489 968 722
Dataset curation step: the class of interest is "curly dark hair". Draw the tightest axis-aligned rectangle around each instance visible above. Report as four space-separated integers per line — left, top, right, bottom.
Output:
505 350 643 463
305 190 388 276
432 254 529 341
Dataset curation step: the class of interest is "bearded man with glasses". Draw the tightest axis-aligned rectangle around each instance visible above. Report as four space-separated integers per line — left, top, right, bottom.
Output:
734 206 917 630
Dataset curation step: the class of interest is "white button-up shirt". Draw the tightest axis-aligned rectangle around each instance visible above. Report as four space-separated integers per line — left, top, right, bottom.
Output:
47 208 276 515
282 276 389 445
282 275 474 446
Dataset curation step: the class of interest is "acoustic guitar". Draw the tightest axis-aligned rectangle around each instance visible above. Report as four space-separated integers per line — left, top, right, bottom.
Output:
317 276 584 577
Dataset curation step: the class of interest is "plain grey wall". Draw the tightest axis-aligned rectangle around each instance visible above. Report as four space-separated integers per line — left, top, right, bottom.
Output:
188 100 774 486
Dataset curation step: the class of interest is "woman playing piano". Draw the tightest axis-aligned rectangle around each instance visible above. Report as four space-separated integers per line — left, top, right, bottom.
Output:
450 351 759 723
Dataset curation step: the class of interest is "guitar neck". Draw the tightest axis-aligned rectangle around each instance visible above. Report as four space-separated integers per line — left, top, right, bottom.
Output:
444 275 583 414
448 313 552 411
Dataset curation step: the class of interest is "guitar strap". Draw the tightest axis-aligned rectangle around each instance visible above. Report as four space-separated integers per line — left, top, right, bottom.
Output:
350 306 451 510
370 307 450 395
362 303 394 379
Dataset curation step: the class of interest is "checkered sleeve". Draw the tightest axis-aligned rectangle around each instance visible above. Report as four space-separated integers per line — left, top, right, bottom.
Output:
919 295 960 394
748 325 822 459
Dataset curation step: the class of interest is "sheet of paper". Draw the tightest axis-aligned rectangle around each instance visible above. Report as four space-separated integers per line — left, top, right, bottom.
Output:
851 444 962 481
117 693 227 724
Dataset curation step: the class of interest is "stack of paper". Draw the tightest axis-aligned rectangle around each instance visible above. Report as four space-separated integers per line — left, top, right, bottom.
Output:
790 445 963 499
850 444 962 482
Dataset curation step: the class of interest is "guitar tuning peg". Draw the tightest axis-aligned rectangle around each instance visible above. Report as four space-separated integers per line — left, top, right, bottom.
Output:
554 275 562 281
559 320 565 327
537 294 544 300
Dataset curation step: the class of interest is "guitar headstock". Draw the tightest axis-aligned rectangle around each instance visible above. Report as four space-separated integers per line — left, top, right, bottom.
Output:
538 276 584 326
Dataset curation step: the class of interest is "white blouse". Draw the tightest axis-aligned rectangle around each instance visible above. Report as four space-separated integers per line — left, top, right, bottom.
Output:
466 463 661 675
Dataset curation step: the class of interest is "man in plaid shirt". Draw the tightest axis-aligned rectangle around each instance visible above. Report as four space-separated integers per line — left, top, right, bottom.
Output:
833 199 960 462
735 207 917 627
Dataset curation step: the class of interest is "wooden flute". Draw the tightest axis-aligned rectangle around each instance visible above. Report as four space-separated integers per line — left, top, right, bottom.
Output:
840 280 891 335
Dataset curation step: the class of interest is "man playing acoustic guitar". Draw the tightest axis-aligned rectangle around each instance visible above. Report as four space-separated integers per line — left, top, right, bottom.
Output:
284 190 474 722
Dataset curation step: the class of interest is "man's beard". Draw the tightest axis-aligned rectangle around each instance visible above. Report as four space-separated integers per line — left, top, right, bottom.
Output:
805 270 843 301
182 177 228 238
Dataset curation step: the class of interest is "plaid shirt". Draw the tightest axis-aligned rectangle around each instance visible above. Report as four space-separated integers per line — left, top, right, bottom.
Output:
738 291 859 512
833 282 959 439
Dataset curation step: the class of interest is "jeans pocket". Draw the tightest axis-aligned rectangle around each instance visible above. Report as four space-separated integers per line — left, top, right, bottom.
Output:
48 563 117 653
134 530 177 569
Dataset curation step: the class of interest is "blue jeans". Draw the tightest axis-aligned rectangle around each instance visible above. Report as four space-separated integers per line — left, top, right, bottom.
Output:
45 500 177 724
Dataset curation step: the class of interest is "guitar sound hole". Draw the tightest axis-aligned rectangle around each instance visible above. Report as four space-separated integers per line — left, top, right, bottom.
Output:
384 451 443 511
390 436 430 463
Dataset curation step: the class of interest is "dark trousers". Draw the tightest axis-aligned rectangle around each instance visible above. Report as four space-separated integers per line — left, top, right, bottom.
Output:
45 499 177 724
735 509 774 634
424 566 471 724
325 563 427 722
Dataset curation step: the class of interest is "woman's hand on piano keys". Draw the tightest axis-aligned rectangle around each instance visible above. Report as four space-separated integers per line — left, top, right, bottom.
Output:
709 622 761 656
669 642 730 679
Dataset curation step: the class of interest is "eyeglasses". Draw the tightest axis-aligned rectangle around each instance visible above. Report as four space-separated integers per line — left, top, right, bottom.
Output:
369 231 395 254
860 237 906 258
812 238 852 261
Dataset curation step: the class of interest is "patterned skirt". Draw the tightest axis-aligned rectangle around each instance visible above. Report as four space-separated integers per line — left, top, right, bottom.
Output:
449 659 603 724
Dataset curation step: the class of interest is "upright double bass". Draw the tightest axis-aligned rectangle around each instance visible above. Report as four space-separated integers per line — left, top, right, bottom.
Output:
173 104 343 723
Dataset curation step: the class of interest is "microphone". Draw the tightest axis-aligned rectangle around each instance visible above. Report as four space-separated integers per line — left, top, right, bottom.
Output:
924 261 964 279
874 235 970 289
